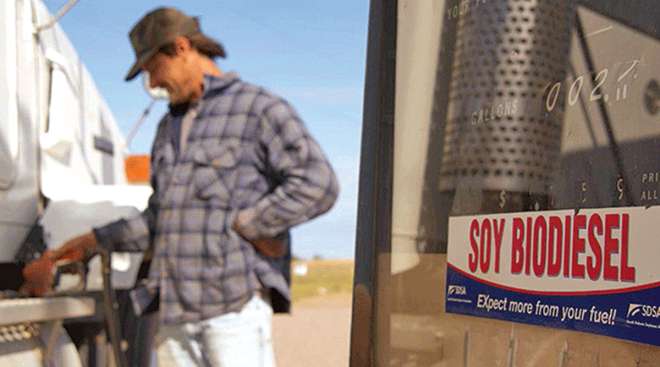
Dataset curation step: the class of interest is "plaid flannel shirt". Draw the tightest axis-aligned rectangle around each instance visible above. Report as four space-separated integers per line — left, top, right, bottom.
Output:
94 73 339 325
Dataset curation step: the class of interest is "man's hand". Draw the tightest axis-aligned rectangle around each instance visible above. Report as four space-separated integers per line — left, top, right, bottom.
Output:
231 221 286 258
248 237 286 258
20 251 56 297
20 232 98 297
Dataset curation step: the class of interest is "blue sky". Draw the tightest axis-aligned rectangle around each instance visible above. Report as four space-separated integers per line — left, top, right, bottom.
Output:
44 0 369 259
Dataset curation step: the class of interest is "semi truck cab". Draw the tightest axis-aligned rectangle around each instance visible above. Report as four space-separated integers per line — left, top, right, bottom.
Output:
0 1 152 365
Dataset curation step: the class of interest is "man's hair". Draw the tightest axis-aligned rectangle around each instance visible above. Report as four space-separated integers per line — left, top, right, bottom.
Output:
159 33 225 59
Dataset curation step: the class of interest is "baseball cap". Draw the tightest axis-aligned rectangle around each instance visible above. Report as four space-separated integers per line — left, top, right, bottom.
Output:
124 7 226 81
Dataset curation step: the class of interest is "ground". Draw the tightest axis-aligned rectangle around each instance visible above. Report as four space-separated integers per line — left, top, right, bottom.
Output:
273 260 354 367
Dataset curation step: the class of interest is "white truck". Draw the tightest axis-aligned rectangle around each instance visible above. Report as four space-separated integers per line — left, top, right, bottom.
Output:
1 1 152 365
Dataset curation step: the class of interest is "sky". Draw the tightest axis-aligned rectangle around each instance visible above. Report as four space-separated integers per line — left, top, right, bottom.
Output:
44 0 369 259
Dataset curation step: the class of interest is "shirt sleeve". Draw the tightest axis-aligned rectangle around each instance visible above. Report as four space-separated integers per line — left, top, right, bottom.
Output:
92 187 158 253
234 99 339 240
92 119 168 253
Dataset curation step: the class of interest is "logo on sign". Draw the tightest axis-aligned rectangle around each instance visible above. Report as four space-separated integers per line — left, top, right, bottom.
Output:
448 285 467 296
627 304 660 319
628 304 643 318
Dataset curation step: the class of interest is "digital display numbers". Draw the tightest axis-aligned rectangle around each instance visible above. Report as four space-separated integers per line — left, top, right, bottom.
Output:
543 59 641 112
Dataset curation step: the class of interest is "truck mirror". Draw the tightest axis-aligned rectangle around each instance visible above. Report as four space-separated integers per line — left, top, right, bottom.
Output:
124 154 150 184
142 72 169 100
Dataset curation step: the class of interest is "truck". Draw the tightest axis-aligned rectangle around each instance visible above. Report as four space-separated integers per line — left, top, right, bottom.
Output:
1 0 153 365
351 0 660 366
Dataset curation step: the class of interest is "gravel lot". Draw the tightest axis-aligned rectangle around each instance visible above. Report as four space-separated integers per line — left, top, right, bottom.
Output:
273 294 352 367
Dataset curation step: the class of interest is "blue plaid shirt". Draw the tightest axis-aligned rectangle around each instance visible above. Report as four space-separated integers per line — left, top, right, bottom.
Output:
94 73 339 324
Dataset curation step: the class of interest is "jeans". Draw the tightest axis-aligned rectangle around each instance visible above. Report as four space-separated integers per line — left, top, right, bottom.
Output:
156 294 276 367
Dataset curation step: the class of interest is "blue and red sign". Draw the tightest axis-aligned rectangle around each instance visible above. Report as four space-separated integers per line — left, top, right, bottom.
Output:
445 206 660 346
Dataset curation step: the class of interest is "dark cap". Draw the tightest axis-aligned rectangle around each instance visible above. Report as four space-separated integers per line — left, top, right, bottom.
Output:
124 7 226 81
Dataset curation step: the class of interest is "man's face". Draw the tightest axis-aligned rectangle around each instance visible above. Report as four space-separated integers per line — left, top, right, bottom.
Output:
142 49 193 104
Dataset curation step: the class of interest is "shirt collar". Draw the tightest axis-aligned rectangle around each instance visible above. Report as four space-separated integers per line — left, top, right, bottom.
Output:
202 72 239 99
168 72 239 115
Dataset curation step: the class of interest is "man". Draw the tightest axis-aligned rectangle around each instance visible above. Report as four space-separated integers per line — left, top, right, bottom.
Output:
21 7 338 367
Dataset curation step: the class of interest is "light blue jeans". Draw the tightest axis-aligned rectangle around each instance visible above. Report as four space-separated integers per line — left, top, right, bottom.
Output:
156 294 276 367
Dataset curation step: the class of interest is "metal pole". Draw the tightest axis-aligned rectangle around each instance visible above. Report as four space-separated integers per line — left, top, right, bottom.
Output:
35 0 80 33
101 252 128 367
125 99 156 149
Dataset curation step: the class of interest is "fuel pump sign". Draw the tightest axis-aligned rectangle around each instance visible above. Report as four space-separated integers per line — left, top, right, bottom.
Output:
446 206 660 346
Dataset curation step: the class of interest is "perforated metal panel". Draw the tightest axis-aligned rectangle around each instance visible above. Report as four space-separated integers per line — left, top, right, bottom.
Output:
438 0 576 194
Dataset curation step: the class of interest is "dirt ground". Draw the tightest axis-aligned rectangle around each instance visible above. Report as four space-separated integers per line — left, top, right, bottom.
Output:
272 294 353 367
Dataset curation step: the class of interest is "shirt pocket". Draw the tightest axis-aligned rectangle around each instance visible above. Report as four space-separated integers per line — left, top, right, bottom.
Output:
192 143 241 206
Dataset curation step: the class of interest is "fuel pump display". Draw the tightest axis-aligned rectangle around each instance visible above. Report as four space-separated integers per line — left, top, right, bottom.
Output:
440 0 660 349
352 0 660 365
